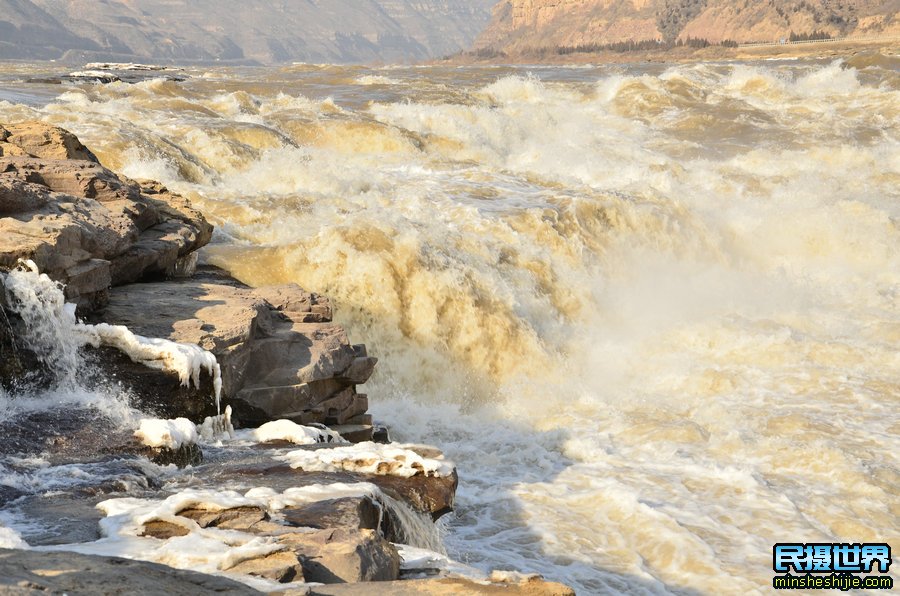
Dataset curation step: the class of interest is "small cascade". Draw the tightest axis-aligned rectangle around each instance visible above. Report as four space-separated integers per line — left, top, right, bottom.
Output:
1 261 223 411
377 491 446 554
2 262 87 387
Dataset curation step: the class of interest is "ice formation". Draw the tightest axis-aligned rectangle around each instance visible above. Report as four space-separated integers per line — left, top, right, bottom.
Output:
235 419 346 445
3 261 223 411
398 545 485 580
276 442 455 478
199 406 235 442
134 418 199 450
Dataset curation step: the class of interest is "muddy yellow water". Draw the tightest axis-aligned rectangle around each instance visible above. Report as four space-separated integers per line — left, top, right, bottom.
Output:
1 55 898 594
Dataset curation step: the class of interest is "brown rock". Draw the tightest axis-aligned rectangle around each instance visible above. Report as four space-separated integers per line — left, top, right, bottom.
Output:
369 470 458 521
178 505 269 530
340 356 378 385
0 140 212 310
0 177 50 213
1 121 99 162
253 284 333 323
0 548 256 595
277 528 400 584
141 520 191 539
282 496 382 534
226 549 304 583
95 268 373 424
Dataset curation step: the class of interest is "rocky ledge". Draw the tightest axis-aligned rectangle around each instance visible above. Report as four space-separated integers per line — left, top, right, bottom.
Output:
0 122 573 595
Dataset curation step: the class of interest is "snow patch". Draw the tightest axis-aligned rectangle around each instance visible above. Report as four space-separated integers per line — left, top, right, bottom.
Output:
235 419 346 446
277 442 455 478
135 418 199 450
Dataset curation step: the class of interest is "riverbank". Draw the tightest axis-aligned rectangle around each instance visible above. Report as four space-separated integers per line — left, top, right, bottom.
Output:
438 36 900 65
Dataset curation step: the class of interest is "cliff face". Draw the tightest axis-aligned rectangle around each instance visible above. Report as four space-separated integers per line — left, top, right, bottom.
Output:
0 0 496 64
476 0 900 51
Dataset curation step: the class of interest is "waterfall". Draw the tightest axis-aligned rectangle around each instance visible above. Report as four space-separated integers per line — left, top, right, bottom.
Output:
1 261 223 411
377 491 447 555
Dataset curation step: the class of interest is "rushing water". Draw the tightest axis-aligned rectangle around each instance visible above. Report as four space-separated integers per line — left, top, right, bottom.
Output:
1 55 899 594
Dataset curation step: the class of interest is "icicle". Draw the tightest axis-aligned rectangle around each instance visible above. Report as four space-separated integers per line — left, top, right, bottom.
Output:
199 405 234 442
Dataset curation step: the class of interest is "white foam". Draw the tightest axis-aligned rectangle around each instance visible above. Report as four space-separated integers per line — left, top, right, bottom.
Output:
277 442 455 478
0 524 29 549
85 63 182 72
83 323 223 412
42 483 381 582
356 74 401 86
67 70 121 80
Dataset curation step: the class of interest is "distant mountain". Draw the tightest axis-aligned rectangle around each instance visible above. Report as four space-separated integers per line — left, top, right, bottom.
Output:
0 0 496 64
476 0 900 53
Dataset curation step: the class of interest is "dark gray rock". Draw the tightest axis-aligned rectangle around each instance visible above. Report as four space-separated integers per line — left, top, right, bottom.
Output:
0 549 258 595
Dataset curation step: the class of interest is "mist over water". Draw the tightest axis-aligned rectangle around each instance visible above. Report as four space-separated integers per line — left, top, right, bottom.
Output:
1 57 898 593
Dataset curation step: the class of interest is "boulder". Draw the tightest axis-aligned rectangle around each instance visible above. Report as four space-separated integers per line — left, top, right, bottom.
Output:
0 121 100 162
276 527 400 583
226 549 304 584
368 471 458 521
94 267 376 425
0 150 212 310
0 548 257 595
283 496 382 534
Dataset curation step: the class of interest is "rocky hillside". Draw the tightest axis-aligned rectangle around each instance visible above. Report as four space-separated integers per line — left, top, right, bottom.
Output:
0 0 496 64
476 0 900 52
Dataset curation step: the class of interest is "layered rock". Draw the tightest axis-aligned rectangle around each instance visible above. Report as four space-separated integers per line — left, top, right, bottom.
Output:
92 267 377 429
0 122 570 594
0 121 376 436
475 0 900 52
0 122 212 310
135 495 401 584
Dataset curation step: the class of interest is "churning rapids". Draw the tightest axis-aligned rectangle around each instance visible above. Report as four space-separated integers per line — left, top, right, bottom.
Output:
1 55 899 593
